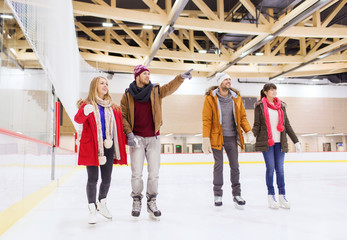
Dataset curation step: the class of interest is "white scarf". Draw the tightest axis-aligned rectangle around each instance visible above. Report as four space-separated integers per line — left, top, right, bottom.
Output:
94 97 120 165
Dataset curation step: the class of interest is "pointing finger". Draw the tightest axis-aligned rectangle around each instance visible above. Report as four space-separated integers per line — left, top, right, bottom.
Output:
186 68 193 74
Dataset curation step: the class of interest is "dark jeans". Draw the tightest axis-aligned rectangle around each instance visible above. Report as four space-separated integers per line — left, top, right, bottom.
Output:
262 143 286 195
212 136 241 197
86 145 114 204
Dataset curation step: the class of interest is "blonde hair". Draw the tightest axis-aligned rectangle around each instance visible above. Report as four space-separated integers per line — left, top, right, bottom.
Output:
77 76 113 107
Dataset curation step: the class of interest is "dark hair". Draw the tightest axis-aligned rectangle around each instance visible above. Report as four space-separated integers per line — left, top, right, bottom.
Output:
260 83 277 99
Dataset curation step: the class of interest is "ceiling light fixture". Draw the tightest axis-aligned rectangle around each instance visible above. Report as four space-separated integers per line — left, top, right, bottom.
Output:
0 14 13 19
325 133 346 136
142 25 153 30
301 133 318 137
102 22 113 27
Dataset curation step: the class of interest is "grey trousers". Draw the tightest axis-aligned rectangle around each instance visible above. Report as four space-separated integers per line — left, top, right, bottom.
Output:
129 135 161 199
212 136 241 197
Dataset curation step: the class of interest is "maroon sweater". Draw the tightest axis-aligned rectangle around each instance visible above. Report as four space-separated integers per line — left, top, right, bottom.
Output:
133 99 159 137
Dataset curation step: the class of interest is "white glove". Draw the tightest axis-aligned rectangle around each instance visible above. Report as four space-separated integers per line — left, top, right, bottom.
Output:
84 104 94 116
180 68 193 80
202 137 212 155
295 142 302 153
127 133 139 147
246 131 255 144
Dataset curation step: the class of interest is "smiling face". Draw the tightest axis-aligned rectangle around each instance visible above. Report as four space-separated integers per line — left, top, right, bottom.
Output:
220 78 231 90
96 77 109 99
136 71 150 88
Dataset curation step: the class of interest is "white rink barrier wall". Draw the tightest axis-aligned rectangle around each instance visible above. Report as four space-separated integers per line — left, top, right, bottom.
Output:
0 130 77 213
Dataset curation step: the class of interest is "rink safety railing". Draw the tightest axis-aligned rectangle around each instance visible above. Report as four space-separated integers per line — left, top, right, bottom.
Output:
0 128 77 236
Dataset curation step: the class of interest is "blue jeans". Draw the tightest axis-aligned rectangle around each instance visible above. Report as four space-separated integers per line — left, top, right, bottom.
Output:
262 143 286 195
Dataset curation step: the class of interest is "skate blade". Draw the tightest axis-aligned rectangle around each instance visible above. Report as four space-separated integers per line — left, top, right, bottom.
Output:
149 213 160 221
234 202 245 210
97 212 112 220
279 204 291 209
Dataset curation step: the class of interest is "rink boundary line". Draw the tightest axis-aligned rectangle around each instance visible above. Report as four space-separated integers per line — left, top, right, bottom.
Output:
0 164 77 168
0 167 78 236
284 160 347 163
72 160 347 168
155 160 347 165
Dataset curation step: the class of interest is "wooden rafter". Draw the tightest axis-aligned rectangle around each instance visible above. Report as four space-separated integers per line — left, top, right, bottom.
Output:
6 0 346 80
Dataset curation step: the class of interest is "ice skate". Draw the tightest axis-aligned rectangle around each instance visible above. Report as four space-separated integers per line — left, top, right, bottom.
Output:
279 195 291 209
147 196 161 221
88 203 97 224
268 195 280 209
96 198 112 220
214 196 222 206
131 197 142 217
233 196 246 209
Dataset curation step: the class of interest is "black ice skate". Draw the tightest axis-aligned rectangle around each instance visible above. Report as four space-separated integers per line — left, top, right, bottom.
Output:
147 196 161 220
131 197 142 217
233 196 246 209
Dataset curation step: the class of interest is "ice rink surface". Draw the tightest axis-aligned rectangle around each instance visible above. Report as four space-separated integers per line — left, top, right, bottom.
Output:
1 161 347 240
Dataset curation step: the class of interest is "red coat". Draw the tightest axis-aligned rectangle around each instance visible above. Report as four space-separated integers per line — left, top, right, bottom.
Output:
74 102 127 166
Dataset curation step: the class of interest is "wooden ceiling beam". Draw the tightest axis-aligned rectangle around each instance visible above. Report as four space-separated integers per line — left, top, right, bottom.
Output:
321 0 347 27
192 0 219 21
239 0 269 25
142 0 167 15
73 1 167 25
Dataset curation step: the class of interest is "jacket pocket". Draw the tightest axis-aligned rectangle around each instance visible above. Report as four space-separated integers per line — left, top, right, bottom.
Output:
79 137 94 158
80 136 92 143
211 132 220 146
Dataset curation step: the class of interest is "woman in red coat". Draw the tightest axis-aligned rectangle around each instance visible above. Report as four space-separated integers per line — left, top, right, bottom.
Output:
74 76 127 224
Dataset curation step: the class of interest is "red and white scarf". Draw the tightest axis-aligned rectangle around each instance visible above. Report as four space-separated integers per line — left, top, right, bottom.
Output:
262 97 284 146
94 97 120 165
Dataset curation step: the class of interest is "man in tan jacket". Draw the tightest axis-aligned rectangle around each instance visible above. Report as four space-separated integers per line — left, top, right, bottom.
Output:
121 65 192 219
202 72 254 208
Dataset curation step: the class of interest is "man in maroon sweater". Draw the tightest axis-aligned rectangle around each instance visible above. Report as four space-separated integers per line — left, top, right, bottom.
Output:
121 65 192 219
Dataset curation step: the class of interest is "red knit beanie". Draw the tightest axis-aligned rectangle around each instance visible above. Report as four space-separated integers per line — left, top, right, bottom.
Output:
134 65 150 79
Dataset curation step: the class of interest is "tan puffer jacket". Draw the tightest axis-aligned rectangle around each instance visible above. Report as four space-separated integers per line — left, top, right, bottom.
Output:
121 75 184 135
202 86 252 150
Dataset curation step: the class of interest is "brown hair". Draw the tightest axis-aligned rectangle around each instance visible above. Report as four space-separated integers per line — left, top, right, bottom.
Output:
260 83 277 99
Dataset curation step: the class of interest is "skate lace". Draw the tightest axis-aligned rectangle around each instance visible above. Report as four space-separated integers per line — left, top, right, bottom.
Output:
272 195 277 202
148 200 158 212
133 200 141 211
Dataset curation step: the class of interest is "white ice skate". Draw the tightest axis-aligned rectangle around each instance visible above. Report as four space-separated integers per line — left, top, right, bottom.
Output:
214 196 222 207
96 198 112 220
88 203 97 224
279 195 291 209
233 196 246 209
268 195 280 209
147 197 161 221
